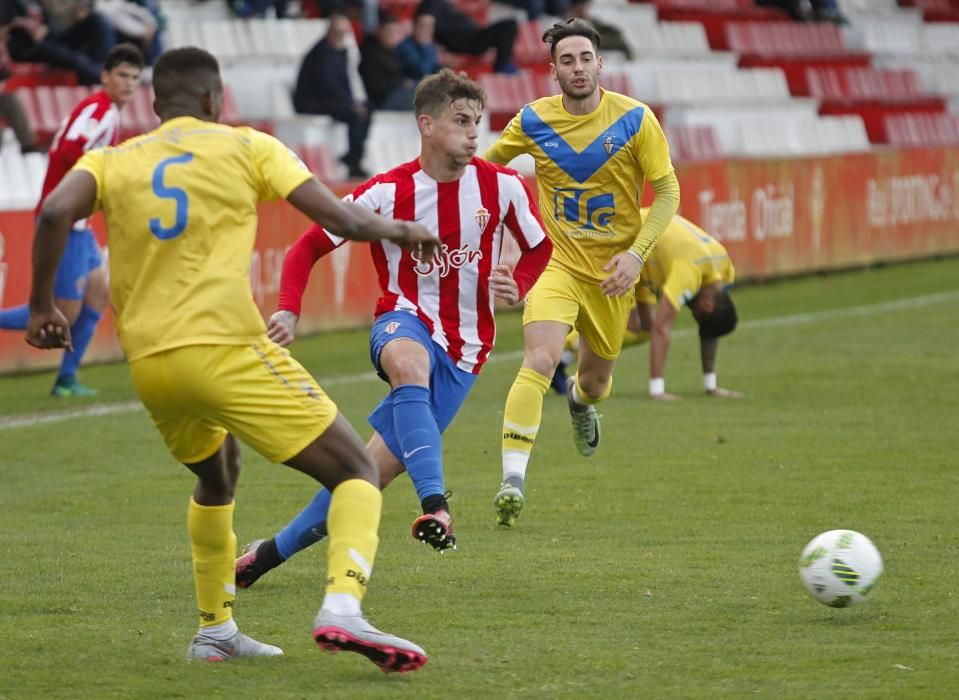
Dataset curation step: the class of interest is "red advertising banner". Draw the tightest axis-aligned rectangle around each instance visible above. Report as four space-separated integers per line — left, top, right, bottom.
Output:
3 146 959 374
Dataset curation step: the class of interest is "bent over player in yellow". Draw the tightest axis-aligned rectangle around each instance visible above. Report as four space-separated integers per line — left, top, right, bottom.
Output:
633 209 740 400
484 19 680 526
26 47 440 672
559 209 742 399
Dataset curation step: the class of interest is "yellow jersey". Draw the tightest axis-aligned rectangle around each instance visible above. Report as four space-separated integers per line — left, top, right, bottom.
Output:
74 116 312 361
485 90 673 284
636 209 735 310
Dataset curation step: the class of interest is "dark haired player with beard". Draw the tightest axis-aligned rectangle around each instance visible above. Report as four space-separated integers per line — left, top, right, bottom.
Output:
484 19 681 526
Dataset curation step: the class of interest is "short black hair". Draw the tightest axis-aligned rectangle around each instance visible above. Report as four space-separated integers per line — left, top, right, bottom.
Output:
414 68 485 117
697 290 738 339
104 43 145 72
542 18 601 58
153 47 222 102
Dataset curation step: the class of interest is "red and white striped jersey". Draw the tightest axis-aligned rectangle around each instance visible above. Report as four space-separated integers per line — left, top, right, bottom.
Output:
281 157 551 374
38 90 120 219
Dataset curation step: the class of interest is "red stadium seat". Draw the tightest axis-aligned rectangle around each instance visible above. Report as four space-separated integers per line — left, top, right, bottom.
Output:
801 67 932 102
726 21 852 57
884 112 959 147
3 63 78 90
664 124 722 162
514 21 551 73
480 71 540 130
299 143 341 184
793 67 947 144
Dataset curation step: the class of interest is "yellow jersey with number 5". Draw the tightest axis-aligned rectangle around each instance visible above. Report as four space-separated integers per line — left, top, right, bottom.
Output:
73 116 312 361
485 90 673 284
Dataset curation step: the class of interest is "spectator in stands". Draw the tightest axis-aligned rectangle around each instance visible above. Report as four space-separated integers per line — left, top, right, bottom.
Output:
755 0 847 24
359 11 415 111
230 0 290 20
3 0 117 85
315 0 377 32
415 0 519 75
293 12 370 179
0 25 39 153
499 0 569 21
98 0 163 64
397 11 442 82
564 0 632 59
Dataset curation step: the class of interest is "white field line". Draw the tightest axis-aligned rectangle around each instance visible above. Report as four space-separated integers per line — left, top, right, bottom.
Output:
2 289 957 432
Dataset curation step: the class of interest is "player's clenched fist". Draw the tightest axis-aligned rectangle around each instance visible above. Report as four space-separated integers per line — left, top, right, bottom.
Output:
26 308 73 350
267 310 299 347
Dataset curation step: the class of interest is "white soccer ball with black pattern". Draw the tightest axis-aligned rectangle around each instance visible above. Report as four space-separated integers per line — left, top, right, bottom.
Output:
798 530 883 608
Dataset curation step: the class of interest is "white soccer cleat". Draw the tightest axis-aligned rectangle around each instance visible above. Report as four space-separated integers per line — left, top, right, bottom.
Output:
312 609 427 673
186 629 283 662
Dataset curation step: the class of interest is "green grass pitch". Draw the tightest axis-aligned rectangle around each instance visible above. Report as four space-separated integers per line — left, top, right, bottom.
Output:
1 258 958 698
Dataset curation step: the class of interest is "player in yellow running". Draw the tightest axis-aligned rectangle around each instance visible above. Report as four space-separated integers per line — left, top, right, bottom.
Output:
25 47 439 672
559 208 742 400
485 19 680 527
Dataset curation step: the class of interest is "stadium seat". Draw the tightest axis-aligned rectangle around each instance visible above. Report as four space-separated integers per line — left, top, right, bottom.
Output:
650 66 790 105
726 21 853 57
299 143 341 184
514 21 551 71
664 124 722 161
885 112 959 147
0 148 44 209
620 21 711 58
479 71 542 130
844 18 923 56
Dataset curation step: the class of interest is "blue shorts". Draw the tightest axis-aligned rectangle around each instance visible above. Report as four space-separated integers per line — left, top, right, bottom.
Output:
54 228 102 300
367 311 478 460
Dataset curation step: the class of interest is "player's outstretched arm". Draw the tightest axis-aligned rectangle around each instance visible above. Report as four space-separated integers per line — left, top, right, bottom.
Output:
27 170 97 350
287 178 439 260
700 336 743 398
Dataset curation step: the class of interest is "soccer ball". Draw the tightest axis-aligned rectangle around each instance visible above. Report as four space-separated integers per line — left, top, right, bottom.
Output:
798 530 883 608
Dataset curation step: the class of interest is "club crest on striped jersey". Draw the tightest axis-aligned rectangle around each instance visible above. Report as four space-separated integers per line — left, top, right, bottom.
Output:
414 243 483 277
474 206 490 230
603 134 615 156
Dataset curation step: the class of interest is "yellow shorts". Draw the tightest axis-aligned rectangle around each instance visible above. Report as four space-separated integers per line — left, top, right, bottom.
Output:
523 263 633 360
129 338 337 464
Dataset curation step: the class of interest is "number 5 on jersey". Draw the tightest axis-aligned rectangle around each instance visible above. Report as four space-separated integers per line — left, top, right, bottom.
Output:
150 153 194 240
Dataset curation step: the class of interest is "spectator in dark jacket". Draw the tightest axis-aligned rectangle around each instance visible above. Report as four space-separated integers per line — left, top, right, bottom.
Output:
415 0 518 74
396 11 442 81
500 0 569 21
2 0 117 85
359 12 415 111
293 12 370 178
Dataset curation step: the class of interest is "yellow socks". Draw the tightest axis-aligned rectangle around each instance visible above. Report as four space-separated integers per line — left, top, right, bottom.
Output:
325 479 382 602
187 498 237 628
502 367 551 481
